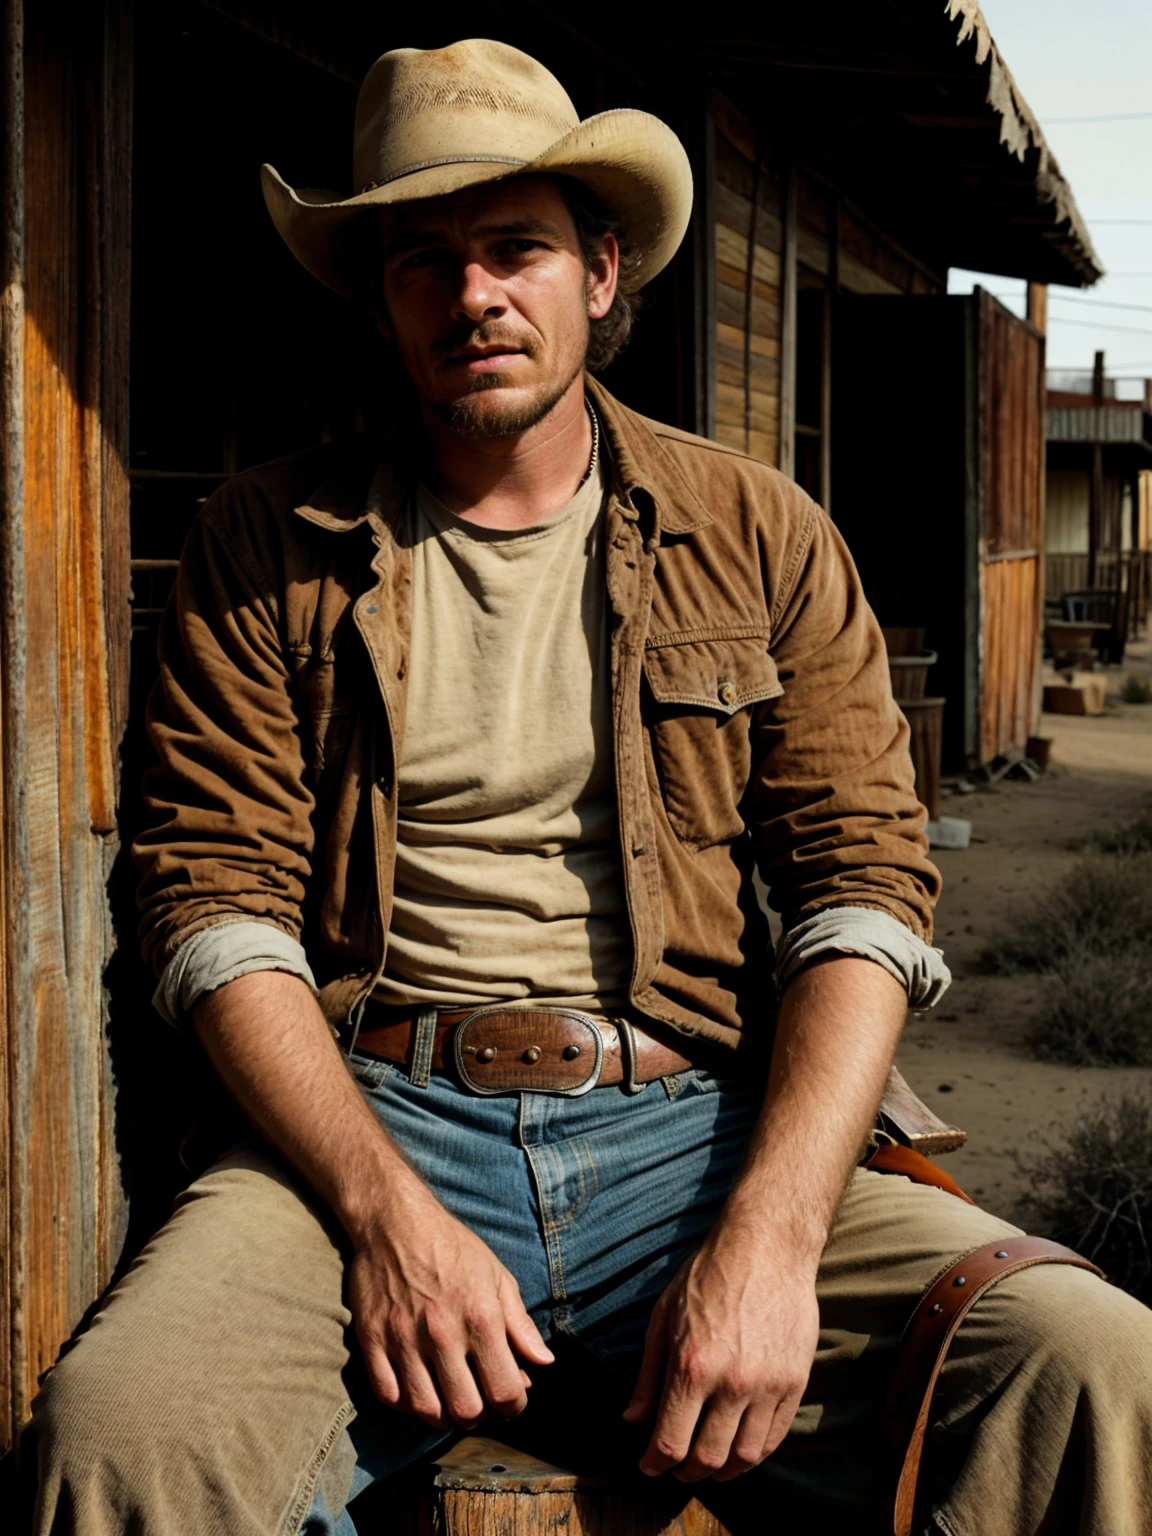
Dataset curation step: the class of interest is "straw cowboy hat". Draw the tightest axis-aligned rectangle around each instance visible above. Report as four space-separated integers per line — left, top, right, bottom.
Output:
261 38 693 300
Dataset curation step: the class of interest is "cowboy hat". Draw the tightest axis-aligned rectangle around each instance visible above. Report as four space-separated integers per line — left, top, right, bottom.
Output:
261 38 693 299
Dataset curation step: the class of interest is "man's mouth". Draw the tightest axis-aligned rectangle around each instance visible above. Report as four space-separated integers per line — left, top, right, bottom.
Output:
443 343 529 371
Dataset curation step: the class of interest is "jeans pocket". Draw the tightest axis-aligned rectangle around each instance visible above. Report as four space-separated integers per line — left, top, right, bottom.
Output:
345 1051 394 1091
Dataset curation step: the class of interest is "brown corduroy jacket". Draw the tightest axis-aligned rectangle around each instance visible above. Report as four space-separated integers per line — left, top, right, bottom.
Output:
135 379 941 1053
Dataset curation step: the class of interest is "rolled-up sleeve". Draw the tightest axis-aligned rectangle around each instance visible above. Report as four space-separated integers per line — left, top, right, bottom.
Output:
134 495 316 980
747 500 942 941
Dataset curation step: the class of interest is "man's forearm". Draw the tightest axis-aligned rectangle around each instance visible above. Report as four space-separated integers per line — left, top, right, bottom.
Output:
721 955 907 1263
192 970 426 1241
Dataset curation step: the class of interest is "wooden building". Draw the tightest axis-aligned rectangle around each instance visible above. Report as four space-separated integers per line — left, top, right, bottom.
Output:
1046 366 1152 642
0 0 1100 1459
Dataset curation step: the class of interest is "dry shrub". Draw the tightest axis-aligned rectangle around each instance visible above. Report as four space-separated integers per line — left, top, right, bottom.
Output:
1087 809 1152 856
982 854 1152 975
1018 1094 1152 1305
1122 675 1152 705
1029 954 1152 1066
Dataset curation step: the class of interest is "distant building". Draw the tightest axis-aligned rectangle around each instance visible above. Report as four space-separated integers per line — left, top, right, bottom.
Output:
1046 364 1152 647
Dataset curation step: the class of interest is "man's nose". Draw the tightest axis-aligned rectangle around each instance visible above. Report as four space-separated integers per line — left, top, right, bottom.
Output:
451 260 505 323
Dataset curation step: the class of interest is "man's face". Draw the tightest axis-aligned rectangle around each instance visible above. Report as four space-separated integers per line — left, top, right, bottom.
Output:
376 176 618 438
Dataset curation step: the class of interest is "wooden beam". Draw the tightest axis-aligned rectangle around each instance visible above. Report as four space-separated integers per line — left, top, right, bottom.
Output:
694 96 717 439
1026 281 1047 337
779 158 798 478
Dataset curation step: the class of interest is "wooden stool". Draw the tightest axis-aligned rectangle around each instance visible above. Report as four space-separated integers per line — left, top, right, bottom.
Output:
399 1435 733 1536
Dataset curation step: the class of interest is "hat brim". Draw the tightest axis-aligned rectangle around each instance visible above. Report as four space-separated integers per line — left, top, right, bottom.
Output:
261 107 693 300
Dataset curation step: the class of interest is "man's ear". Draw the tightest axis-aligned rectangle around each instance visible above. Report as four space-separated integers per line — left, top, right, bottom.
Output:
585 231 619 322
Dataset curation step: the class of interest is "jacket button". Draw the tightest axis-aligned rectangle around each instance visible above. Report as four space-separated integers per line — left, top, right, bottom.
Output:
717 680 737 708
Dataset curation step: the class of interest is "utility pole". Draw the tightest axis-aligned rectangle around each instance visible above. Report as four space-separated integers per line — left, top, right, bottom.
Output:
1088 349 1105 588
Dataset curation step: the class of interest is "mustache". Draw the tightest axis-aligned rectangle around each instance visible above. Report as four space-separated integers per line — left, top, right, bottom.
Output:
432 324 539 361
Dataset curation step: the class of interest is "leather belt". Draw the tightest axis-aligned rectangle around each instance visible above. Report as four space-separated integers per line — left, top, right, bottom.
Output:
353 1003 698 1096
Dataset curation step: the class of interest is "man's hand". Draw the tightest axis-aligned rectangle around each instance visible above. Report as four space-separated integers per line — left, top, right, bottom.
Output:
350 1188 554 1429
622 956 908 1482
623 1220 819 1481
193 972 555 1429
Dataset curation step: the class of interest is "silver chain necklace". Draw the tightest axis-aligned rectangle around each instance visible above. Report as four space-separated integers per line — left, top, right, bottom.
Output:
580 398 601 487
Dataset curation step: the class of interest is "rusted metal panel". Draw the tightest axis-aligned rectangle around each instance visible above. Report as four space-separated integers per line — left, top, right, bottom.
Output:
1 0 132 1454
1047 406 1148 446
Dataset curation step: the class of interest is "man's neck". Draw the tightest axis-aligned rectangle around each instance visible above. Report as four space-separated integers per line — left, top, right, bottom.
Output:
420 374 594 530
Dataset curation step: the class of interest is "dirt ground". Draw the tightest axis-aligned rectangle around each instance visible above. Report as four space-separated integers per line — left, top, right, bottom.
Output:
896 636 1152 1219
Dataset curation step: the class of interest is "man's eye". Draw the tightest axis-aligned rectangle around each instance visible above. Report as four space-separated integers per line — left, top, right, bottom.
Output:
399 249 446 270
499 239 541 257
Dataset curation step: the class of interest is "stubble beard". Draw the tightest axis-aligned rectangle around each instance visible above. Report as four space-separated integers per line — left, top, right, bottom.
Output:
431 361 586 440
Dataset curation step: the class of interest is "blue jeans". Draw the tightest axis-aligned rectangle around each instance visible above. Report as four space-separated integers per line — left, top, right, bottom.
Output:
312 1056 763 1532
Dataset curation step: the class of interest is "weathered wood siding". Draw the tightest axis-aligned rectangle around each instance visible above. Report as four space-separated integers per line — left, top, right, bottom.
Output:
1 0 131 1454
709 93 943 470
712 97 784 465
978 292 1044 764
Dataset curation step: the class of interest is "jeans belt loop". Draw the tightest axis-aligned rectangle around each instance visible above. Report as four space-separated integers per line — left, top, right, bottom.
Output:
408 1007 438 1089
617 1018 645 1095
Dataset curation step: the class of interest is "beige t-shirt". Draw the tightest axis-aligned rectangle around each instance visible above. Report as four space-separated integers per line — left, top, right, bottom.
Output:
375 465 631 1009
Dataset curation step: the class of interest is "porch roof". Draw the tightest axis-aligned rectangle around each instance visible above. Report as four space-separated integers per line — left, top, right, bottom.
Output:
544 0 1103 289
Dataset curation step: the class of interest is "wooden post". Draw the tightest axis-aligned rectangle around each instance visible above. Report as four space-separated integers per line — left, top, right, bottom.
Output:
821 197 840 512
778 158 798 479
1026 281 1047 337
401 1437 732 1536
693 96 717 440
1089 349 1104 587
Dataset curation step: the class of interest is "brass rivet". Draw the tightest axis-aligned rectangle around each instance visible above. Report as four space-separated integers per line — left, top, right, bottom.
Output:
995 1250 1009 1259
562 1044 581 1060
523 1046 542 1064
717 680 737 707
476 1046 497 1064
929 1303 943 1315
953 1275 967 1287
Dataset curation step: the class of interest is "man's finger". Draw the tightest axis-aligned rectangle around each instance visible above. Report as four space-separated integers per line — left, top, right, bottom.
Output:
712 1398 779 1481
362 1340 402 1408
671 1395 748 1483
501 1286 555 1366
761 1386 804 1459
638 1369 707 1476
469 1325 531 1419
622 1306 667 1424
395 1347 448 1426
429 1340 488 1427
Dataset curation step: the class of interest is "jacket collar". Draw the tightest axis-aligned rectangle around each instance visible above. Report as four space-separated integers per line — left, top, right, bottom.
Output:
586 378 713 539
292 381 714 542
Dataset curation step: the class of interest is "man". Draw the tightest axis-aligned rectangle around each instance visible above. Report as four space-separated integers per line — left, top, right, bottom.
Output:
32 37 1152 1536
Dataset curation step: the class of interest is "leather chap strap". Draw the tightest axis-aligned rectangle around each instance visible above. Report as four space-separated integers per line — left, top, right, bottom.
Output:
884 1236 1104 1536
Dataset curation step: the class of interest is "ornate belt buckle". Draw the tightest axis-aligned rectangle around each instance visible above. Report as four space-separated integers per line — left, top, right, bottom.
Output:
452 1007 605 1096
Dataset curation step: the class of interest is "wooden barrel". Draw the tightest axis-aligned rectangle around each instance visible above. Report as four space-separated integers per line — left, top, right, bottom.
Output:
900 697 945 821
394 1436 731 1536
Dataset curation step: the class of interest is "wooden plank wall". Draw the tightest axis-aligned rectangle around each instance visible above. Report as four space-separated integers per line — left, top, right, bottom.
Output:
1 0 131 1454
712 97 784 465
709 92 943 470
979 293 1044 763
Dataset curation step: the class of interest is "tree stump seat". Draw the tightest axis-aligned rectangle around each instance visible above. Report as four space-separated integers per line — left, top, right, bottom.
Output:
396 1435 734 1536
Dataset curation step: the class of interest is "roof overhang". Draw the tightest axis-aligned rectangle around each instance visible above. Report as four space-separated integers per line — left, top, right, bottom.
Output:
545 1 1103 288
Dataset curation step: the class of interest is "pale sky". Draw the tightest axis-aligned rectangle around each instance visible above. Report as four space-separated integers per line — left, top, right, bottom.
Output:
947 0 1152 390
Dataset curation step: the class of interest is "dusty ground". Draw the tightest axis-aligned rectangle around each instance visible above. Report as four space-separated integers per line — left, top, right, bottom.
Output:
896 637 1152 1218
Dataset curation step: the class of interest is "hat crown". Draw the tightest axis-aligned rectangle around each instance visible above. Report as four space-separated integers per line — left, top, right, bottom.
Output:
353 39 580 195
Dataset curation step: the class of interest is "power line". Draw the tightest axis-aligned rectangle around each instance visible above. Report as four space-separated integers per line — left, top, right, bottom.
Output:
1045 112 1152 124
989 294 1152 316
1043 316 1152 336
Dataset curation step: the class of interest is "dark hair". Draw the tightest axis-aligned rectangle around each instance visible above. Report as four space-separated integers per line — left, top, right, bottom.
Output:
343 174 643 372
553 176 643 373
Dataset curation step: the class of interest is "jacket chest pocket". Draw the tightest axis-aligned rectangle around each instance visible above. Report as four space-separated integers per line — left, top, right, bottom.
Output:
642 634 782 848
